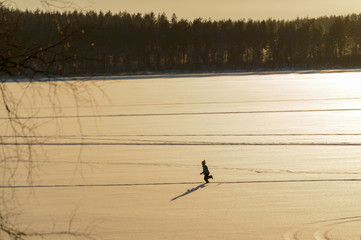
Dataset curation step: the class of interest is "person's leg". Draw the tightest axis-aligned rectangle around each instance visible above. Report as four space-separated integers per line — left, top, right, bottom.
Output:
204 174 209 183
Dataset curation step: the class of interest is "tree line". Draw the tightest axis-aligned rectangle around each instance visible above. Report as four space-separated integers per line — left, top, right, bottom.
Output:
2 8 361 76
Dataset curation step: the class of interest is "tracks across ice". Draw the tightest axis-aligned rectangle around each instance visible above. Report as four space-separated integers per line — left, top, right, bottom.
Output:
284 216 361 240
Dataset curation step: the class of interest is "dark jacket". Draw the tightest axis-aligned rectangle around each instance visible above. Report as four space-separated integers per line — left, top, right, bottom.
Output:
202 165 209 175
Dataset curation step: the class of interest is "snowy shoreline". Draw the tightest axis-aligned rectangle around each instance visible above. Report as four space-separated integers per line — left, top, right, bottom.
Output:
2 67 361 82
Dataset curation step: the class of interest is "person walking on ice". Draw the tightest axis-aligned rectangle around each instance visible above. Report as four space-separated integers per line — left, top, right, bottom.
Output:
200 160 213 183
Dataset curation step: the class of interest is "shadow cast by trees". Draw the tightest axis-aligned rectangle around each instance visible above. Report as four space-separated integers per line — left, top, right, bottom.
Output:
171 183 207 201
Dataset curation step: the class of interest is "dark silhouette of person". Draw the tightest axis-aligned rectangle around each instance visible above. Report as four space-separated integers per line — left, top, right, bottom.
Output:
200 160 213 183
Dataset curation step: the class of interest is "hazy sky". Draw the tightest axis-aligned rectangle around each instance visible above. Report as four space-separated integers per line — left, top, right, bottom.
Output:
12 0 361 20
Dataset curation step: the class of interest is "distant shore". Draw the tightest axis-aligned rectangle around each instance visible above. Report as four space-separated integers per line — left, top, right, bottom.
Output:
2 67 361 83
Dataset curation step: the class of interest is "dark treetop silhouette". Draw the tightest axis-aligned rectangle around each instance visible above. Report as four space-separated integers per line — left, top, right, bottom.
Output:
2 9 361 76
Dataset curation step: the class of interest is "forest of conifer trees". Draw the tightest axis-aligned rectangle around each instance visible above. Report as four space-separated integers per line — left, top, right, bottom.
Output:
2 8 361 75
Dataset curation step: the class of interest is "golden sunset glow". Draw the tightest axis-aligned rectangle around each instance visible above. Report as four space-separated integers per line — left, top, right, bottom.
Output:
12 0 361 20
3 1 361 240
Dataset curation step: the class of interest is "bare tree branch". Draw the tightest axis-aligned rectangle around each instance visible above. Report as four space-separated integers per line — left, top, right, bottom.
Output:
0 1 101 239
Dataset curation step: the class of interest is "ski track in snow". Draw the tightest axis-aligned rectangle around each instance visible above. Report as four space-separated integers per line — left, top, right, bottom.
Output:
284 216 361 240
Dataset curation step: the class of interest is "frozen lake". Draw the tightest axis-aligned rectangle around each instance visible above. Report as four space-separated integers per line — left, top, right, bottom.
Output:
2 70 361 240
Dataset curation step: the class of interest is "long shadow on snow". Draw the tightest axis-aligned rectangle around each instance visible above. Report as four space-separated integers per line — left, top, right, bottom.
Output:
171 183 207 201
